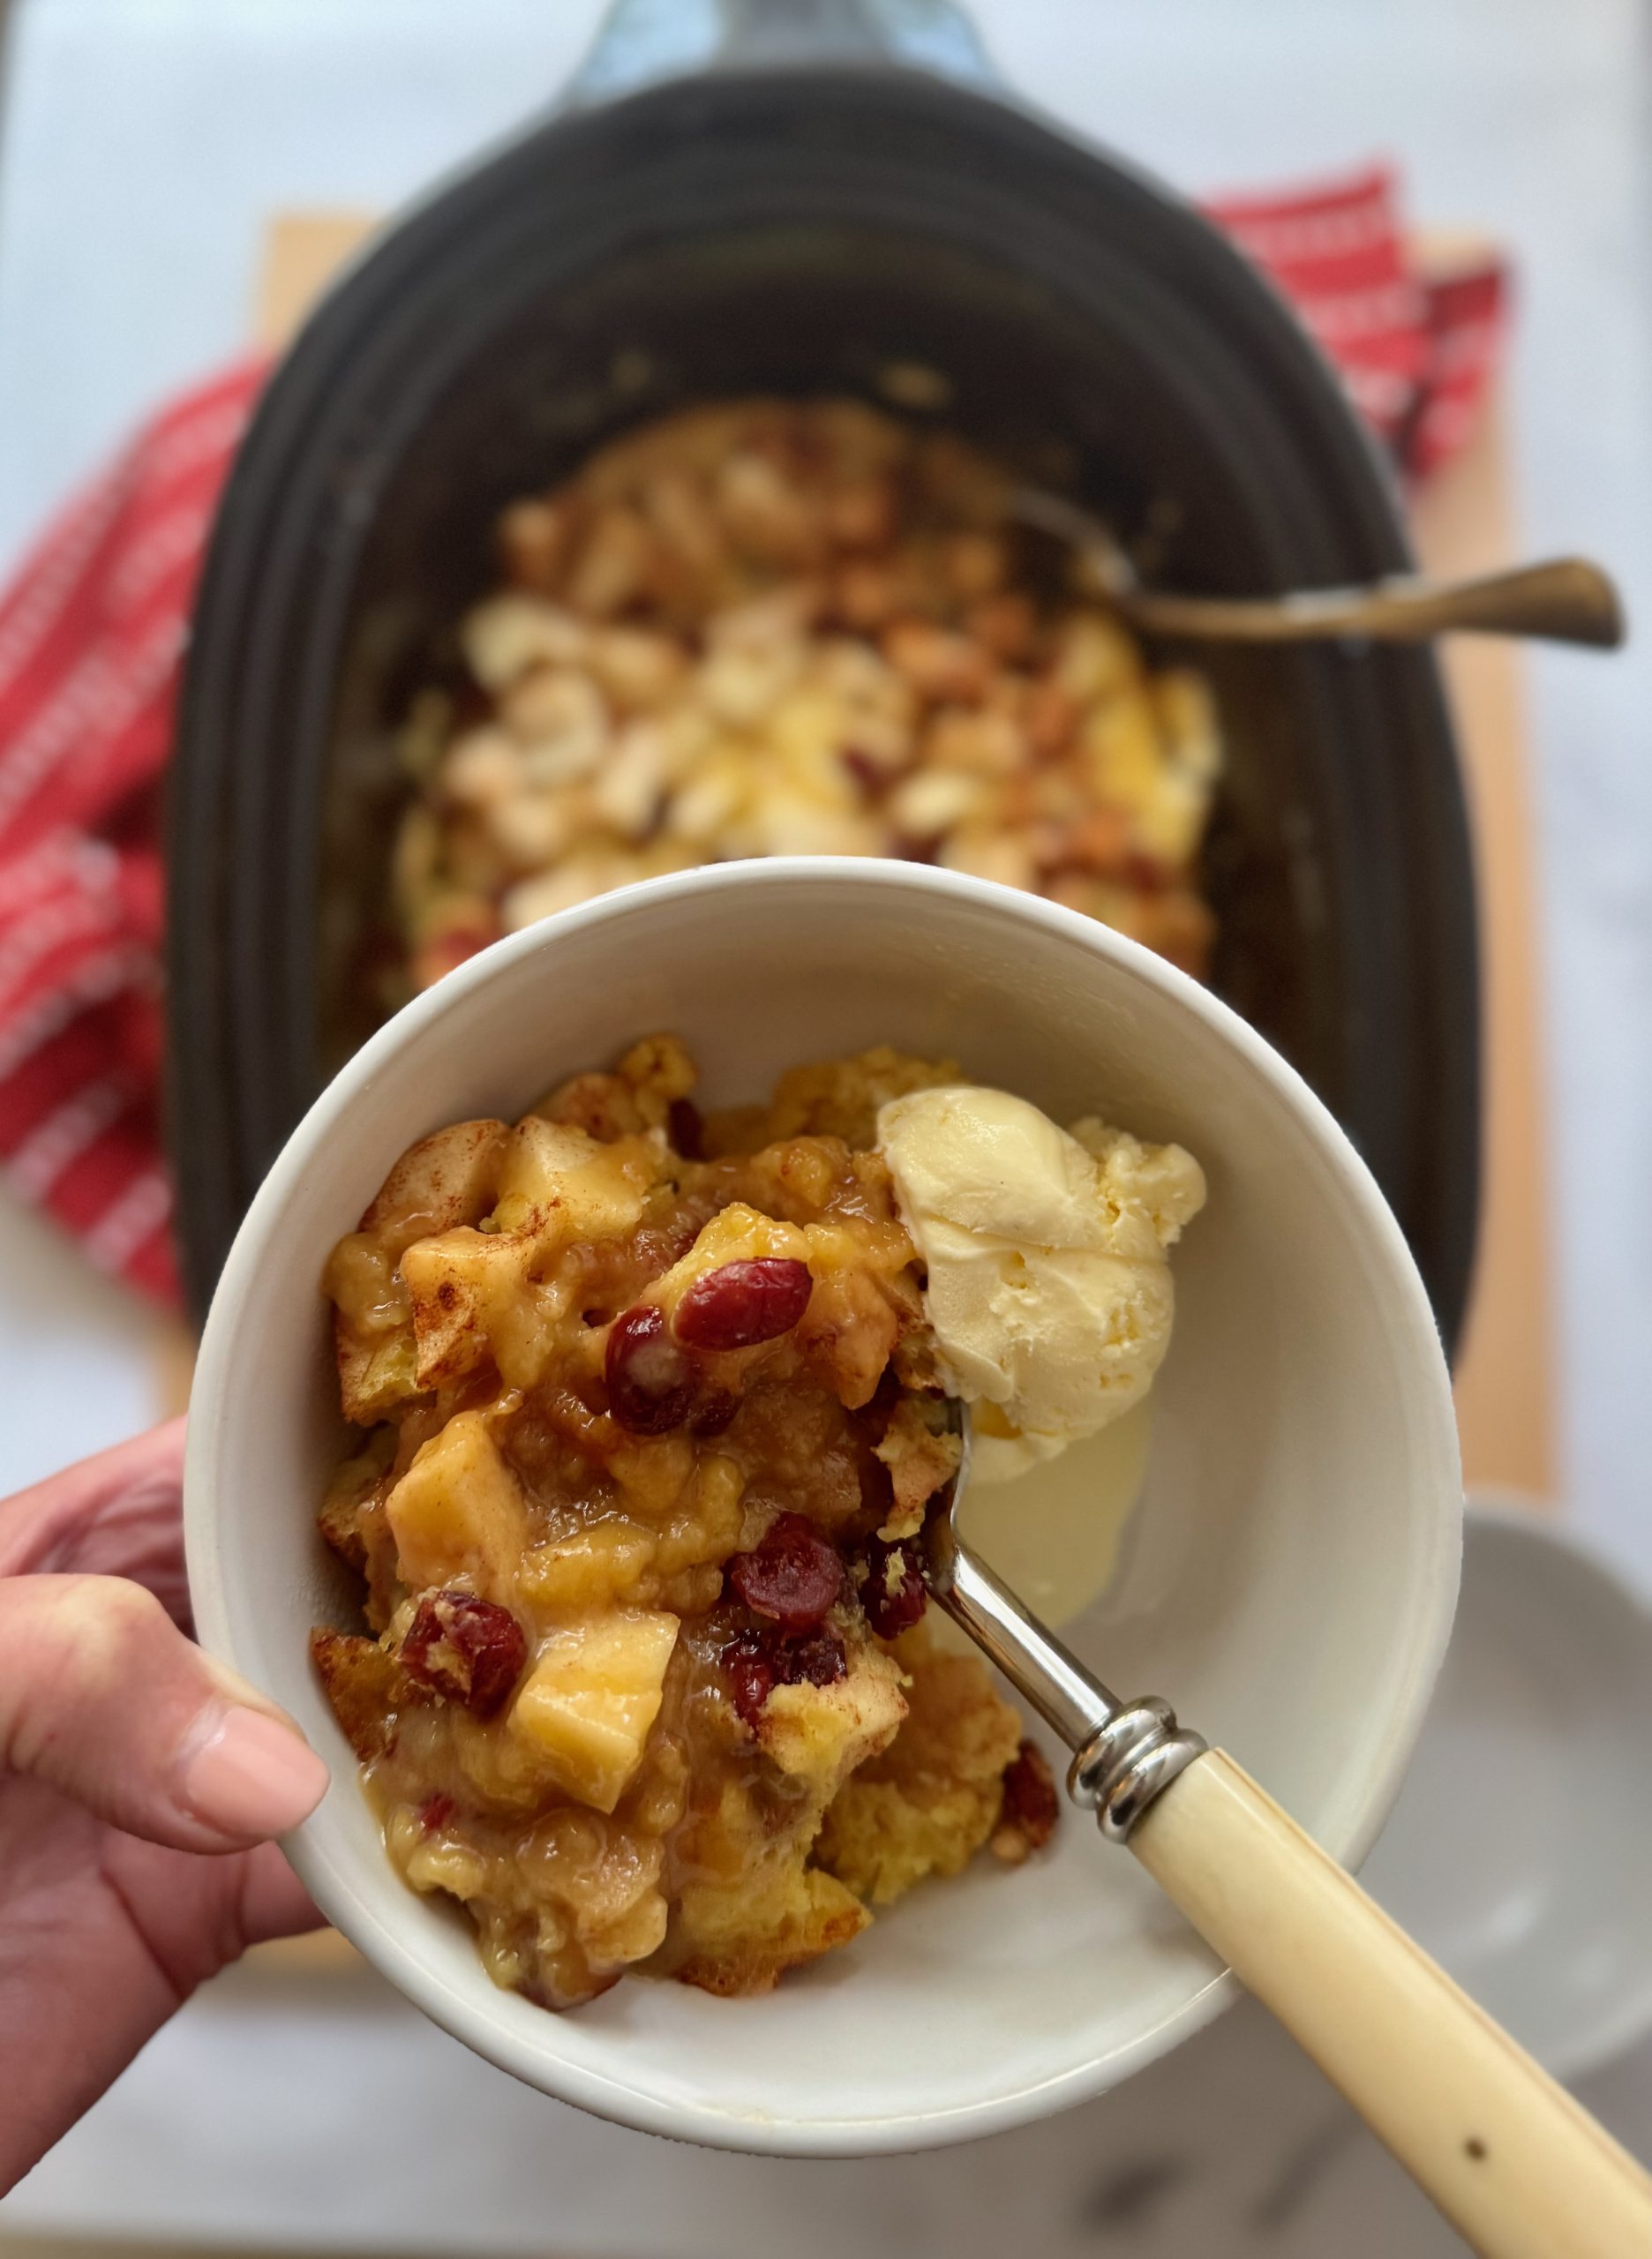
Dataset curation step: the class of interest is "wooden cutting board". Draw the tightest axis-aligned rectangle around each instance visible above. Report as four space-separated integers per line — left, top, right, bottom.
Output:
1407 389 1555 1501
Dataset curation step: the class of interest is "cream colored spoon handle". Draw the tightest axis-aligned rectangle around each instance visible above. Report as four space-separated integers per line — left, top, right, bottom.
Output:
1118 558 1625 647
1130 1749 1652 2259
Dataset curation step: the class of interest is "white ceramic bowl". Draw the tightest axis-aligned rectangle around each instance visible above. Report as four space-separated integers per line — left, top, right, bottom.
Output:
1363 1503 1652 2080
184 859 1461 2155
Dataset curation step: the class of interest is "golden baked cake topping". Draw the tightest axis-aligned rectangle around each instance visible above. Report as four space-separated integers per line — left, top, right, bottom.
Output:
313 1037 1048 2008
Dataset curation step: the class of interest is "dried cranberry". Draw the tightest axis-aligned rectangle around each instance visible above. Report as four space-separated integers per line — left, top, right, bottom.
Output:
605 1302 697 1433
721 1630 776 1731
673 1257 813 1352
1000 1738 1060 1850
401 1592 526 1720
857 1535 927 1640
727 1512 844 1631
720 1620 847 1731
412 919 499 990
779 1623 847 1689
417 1791 456 1835
1123 849 1170 894
690 1387 740 1437
667 1097 704 1160
840 746 888 795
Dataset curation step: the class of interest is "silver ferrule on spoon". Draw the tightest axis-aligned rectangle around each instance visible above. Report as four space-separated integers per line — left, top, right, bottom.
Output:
924 1417 1206 1842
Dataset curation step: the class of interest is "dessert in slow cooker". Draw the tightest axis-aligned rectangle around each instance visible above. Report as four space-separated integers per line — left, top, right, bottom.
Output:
312 1036 1203 2008
386 398 1220 1002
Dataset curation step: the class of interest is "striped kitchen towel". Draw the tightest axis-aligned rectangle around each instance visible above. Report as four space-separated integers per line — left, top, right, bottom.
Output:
0 169 1506 1306
1205 160 1508 474
0 361 265 1303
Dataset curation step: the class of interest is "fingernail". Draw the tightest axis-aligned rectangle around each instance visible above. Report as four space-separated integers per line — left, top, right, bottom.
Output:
181 1707 330 1838
199 1652 297 1723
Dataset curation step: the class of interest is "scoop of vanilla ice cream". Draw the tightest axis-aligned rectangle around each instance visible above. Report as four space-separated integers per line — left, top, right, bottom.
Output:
875 1085 1205 1485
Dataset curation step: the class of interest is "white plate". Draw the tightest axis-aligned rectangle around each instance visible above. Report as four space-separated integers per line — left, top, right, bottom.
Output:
1362 1503 1652 2080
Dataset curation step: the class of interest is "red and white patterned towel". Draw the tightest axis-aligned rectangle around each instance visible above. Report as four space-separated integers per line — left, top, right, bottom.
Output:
0 169 1507 1308
1205 161 1508 477
0 362 265 1302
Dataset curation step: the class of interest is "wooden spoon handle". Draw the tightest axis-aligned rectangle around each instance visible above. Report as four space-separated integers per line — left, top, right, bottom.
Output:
1120 558 1625 648
1129 1749 1652 2259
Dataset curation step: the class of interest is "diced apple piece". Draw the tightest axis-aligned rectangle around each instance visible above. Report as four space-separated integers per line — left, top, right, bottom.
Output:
492 1116 655 1242
399 1124 657 1391
507 1610 679 1813
359 1118 508 1242
334 1326 422 1427
402 1227 532 1388
385 1411 529 1601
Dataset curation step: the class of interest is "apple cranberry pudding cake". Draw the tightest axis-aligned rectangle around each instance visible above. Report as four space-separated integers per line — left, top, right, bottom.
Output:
387 395 1220 1003
313 1035 1059 2008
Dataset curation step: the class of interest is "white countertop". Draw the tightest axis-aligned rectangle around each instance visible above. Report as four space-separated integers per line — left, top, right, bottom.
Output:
8 1957 1651 2259
1 1 1649 2248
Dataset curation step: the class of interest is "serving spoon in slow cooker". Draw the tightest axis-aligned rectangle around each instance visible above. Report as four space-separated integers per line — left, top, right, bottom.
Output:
1010 488 1626 649
926 1405 1652 2259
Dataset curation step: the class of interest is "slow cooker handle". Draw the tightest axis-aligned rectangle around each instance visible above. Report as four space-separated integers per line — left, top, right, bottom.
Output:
564 0 1002 108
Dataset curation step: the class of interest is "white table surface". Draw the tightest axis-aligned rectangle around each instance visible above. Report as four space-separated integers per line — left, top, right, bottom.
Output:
1 1 1649 2249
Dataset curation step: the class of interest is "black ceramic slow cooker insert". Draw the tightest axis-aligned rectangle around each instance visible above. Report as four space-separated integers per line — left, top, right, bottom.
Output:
168 0 1479 1341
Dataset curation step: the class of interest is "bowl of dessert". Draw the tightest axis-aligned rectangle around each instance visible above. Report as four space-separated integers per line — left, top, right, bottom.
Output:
183 858 1460 2153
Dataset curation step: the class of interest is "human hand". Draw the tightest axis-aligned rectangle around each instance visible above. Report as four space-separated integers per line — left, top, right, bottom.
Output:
0 1419 327 2192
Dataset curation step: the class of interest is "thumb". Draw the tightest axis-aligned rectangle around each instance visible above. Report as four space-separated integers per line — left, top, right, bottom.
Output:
0 1574 328 1850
